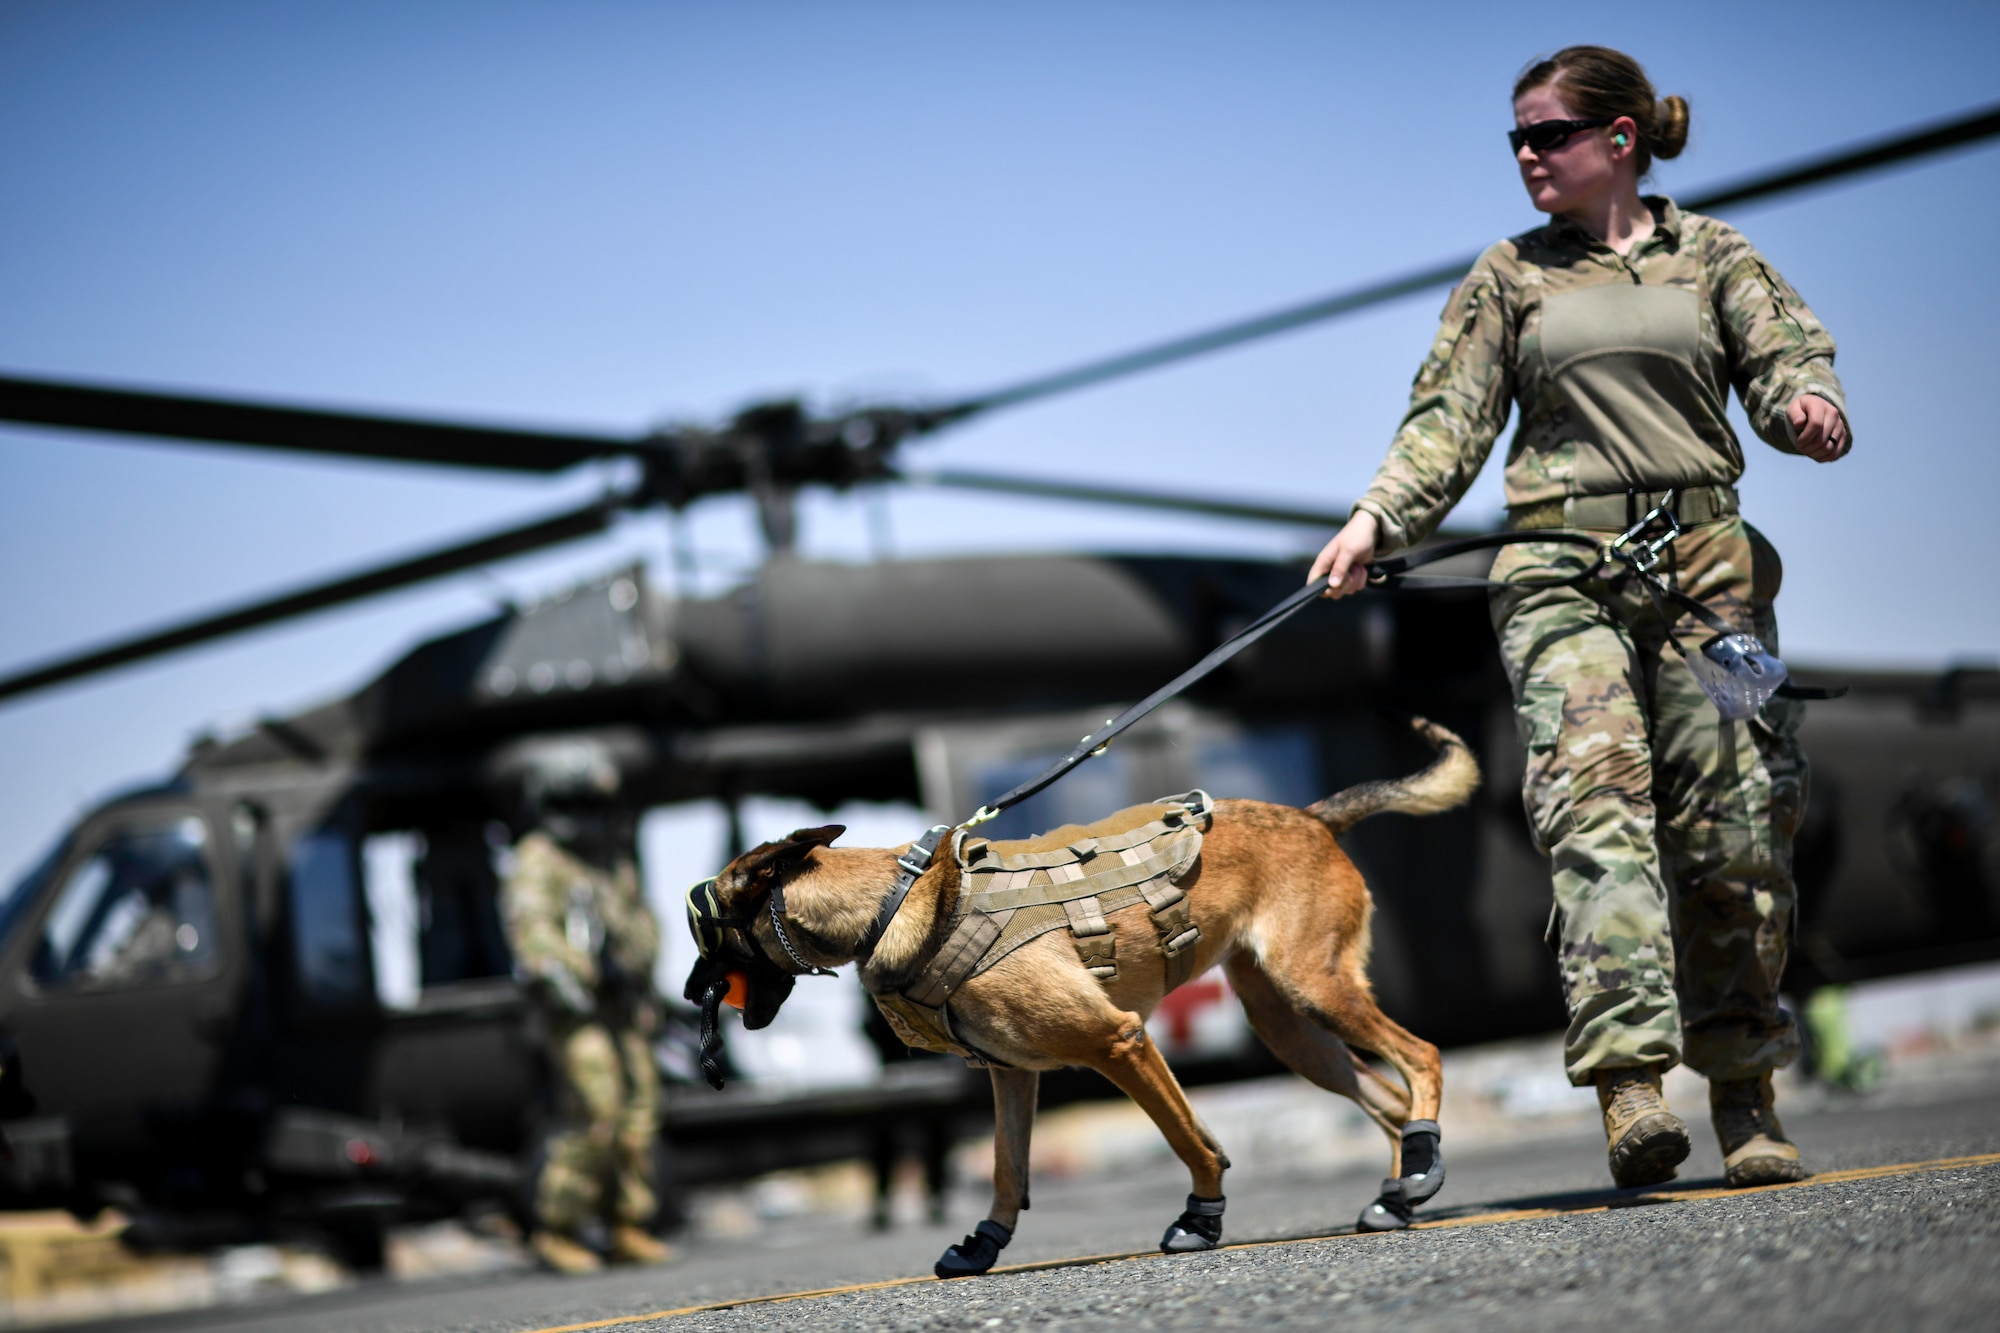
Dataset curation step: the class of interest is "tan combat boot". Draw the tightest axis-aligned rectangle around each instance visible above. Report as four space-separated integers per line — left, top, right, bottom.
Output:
1711 1073 1808 1187
609 1224 674 1265
530 1229 603 1275
1595 1068 1692 1188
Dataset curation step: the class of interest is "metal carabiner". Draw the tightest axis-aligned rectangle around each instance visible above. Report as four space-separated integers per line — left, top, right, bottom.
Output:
1610 494 1682 574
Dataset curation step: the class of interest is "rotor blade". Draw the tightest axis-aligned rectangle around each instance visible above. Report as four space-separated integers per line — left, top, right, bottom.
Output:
939 100 2000 420
927 260 1471 421
0 374 638 472
899 466 1349 527
1683 104 2000 212
0 495 627 705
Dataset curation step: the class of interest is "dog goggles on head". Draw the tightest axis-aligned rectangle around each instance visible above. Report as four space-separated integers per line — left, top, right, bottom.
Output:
683 876 757 1090
684 877 755 1008
685 877 743 962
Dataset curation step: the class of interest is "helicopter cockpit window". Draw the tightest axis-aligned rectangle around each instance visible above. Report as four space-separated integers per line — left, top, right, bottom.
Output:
30 817 220 991
363 832 422 1010
365 824 517 997
287 831 369 1008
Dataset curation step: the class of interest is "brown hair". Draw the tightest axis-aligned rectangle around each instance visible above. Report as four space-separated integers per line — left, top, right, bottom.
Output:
1514 46 1689 175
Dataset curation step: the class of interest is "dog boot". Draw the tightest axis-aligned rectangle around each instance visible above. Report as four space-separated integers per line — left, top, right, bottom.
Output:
1711 1073 1808 1187
530 1229 603 1275
935 1219 1011 1278
1357 1120 1447 1232
1596 1068 1691 1188
609 1224 674 1265
1161 1194 1225 1252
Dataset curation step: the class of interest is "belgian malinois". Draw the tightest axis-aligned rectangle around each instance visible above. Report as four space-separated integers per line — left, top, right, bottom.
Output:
683 716 1477 1276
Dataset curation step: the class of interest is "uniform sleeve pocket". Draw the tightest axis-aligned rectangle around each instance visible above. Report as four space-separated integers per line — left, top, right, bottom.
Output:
1517 682 1566 751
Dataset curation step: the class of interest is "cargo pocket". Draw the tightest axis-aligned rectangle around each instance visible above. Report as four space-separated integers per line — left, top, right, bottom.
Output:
1515 681 1572 855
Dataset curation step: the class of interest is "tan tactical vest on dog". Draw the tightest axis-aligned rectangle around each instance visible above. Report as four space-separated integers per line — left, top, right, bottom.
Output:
869 791 1212 1065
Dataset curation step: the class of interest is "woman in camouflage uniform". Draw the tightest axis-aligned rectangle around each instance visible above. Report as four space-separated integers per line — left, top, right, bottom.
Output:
1311 46 1852 1190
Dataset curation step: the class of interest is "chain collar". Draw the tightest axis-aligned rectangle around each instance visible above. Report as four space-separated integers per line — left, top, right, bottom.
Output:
766 883 838 977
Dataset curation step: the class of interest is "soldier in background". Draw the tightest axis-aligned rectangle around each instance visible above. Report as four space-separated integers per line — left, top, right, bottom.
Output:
502 741 673 1274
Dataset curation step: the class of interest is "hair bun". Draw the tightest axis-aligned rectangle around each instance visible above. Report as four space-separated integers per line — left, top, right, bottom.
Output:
1515 48 1685 175
1653 94 1690 160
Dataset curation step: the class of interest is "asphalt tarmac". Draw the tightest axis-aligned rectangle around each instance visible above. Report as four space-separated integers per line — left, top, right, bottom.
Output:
61 1066 2000 1333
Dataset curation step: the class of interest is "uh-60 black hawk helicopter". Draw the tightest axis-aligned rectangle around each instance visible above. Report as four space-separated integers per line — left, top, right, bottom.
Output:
0 104 1996 1265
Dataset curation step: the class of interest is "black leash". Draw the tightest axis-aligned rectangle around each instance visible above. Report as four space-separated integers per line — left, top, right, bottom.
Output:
966 514 1838 831
1365 528 1605 590
966 573 1332 825
964 531 1607 829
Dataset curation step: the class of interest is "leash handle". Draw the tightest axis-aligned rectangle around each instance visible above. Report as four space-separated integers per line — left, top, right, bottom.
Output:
1368 529 1607 590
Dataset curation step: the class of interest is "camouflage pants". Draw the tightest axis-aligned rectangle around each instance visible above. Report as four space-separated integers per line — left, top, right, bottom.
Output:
537 1016 661 1233
1491 516 1807 1087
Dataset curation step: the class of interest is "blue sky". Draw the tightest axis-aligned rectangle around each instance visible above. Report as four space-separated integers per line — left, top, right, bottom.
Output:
2 1 1997 888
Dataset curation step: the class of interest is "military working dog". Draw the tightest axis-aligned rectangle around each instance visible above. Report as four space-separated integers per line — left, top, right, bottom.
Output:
684 715 1478 1276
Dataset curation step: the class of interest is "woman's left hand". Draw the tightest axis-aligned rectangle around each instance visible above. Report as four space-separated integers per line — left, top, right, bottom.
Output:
1789 395 1851 463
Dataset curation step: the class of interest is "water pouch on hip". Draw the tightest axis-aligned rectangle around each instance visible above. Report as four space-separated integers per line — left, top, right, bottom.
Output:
1687 633 1788 721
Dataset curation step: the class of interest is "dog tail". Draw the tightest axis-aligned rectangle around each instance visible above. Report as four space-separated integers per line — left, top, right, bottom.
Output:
1307 714 1481 836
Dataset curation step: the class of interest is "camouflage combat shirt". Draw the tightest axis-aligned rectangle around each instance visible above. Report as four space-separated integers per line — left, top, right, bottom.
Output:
501 831 658 1001
1353 197 1850 552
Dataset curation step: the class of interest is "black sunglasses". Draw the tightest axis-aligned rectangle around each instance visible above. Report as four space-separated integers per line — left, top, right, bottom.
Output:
1508 117 1614 154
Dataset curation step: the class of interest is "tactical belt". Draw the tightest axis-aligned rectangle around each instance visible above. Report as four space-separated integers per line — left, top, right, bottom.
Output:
1507 483 1738 533
868 791 1213 1066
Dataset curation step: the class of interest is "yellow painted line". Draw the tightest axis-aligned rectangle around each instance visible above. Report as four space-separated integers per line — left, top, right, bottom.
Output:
511 1151 2000 1333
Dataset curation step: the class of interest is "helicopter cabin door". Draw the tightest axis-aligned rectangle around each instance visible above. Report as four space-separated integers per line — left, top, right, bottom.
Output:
0 797 242 1155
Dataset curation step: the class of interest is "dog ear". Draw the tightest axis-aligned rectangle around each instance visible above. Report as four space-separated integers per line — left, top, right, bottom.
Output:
728 825 846 884
783 824 845 851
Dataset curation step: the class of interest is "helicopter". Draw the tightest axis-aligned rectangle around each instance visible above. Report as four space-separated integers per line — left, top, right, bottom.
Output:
0 103 1996 1261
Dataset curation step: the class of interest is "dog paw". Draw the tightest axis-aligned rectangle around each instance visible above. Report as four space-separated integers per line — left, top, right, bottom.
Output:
1356 1120 1448 1232
1356 1189 1414 1232
935 1219 1011 1278
1160 1194 1225 1253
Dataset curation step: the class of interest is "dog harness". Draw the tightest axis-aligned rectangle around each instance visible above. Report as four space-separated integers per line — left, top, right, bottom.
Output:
868 790 1213 1065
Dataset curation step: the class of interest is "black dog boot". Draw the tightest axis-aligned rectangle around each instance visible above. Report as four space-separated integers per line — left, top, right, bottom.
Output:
1160 1194 1226 1252
1357 1119 1446 1232
935 1219 1011 1278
